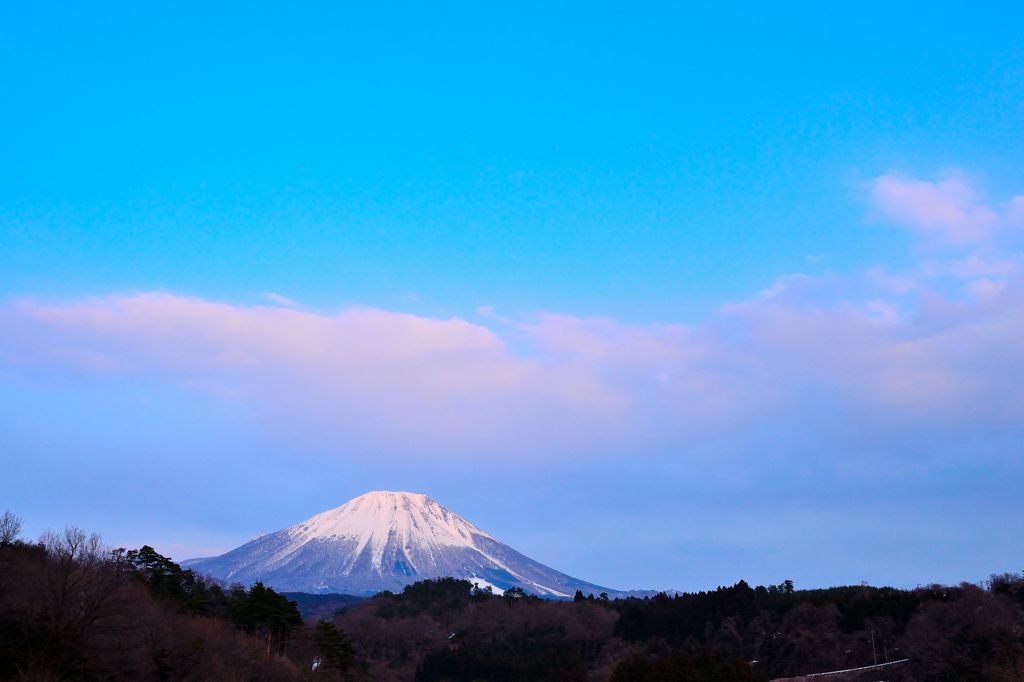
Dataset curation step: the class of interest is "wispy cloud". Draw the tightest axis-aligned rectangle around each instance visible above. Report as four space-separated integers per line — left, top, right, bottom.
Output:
2 171 1022 468
868 170 1024 245
0 295 631 457
262 292 300 308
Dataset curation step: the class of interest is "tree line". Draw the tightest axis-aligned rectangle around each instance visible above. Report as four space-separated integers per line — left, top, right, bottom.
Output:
0 511 352 680
2 509 1023 680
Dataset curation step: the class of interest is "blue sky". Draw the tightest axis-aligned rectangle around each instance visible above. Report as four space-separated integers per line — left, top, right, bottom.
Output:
2 1 1023 591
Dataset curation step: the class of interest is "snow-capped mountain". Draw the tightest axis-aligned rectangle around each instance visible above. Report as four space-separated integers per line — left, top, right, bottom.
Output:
184 491 622 598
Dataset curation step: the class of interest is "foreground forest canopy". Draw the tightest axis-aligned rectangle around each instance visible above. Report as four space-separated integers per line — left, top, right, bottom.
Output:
1 512 1023 681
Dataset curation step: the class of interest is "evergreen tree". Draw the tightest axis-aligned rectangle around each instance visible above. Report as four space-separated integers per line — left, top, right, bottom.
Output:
314 620 355 673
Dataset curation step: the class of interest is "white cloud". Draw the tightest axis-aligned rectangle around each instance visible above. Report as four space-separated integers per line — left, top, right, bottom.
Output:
3 267 1022 463
262 292 300 308
1 171 1022 465
868 170 1023 245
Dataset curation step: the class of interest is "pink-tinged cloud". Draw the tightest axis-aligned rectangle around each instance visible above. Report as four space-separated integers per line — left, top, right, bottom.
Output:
3 171 1023 462
867 171 1021 244
0 294 637 457
3 265 1024 463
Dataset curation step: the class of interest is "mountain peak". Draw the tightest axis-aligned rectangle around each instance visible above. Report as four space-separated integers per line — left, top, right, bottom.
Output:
186 491 620 598
355 490 429 500
293 490 491 550
344 490 434 509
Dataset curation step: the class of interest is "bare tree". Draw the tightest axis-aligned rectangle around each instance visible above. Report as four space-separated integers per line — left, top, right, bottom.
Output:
0 509 22 545
36 526 116 653
40 525 104 566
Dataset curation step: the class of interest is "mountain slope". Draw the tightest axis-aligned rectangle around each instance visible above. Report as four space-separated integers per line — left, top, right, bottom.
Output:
185 491 622 598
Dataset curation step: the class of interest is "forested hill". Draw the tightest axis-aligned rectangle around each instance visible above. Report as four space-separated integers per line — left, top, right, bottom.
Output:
283 592 364 621
0 528 307 679
1 512 1023 680
330 574 1024 680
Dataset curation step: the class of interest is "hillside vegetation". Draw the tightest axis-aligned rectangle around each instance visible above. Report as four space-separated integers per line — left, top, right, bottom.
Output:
1 512 1022 681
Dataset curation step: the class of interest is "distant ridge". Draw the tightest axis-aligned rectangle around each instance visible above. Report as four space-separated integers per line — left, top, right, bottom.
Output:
185 491 650 598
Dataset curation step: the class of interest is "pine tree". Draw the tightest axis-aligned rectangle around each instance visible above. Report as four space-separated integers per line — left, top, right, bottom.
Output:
314 620 355 672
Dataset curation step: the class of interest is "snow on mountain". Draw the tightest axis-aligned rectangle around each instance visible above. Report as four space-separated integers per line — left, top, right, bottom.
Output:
184 491 626 598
